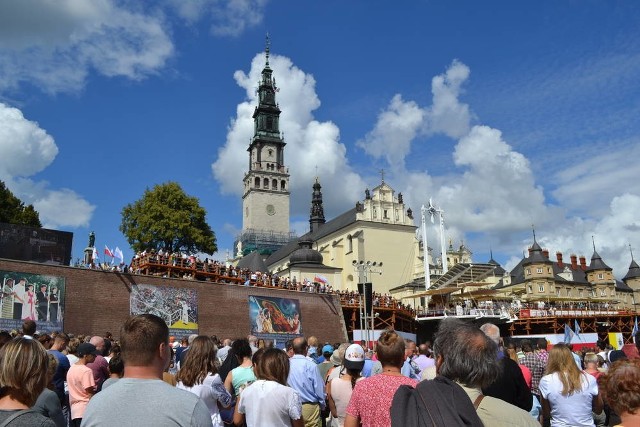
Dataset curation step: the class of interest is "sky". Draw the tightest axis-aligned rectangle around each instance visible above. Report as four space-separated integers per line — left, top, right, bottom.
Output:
1 1 640 280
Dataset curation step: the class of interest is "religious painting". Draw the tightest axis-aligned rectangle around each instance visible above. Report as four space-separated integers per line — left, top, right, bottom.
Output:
0 270 65 333
130 284 198 338
249 295 302 344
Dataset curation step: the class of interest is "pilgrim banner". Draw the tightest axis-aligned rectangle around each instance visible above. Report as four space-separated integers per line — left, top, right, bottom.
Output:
130 284 198 337
249 295 302 345
0 270 65 332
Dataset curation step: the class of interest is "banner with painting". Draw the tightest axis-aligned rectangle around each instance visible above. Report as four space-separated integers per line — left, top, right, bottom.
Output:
249 295 302 346
0 270 65 332
130 284 198 338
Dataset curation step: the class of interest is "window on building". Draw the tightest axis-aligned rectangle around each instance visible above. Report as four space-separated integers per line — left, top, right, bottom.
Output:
527 285 532 293
384 209 388 219
347 235 353 253
281 180 286 190
556 288 560 296
254 177 260 188
566 288 571 297
272 179 277 189
395 210 399 221
263 178 269 189
611 289 616 296
547 267 552 273
373 209 377 219
600 289 607 297
597 273 604 280
536 267 543 274
526 269 531 276
266 116 273 130
591 289 596 297
538 284 545 292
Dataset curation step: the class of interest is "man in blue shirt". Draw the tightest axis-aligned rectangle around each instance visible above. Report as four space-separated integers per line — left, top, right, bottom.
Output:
288 337 326 427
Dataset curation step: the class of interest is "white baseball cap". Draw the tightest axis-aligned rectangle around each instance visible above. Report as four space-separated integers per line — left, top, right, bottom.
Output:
343 344 365 370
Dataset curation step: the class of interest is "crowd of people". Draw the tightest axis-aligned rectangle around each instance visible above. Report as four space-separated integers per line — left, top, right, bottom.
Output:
0 317 639 426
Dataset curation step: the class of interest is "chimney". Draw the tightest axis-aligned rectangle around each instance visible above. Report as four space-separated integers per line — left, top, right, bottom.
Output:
556 251 563 268
579 255 587 271
542 249 549 259
570 254 578 270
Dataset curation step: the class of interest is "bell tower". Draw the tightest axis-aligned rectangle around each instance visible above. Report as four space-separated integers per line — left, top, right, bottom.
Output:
238 36 292 255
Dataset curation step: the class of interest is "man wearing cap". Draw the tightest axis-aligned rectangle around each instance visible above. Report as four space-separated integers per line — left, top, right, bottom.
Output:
67 342 100 426
317 344 334 381
288 337 326 427
82 314 211 427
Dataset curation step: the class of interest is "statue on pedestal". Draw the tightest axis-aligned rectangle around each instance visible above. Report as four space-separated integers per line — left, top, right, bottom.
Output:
88 231 95 248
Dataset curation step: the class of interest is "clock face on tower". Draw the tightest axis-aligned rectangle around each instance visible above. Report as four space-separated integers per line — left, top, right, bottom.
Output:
266 204 276 216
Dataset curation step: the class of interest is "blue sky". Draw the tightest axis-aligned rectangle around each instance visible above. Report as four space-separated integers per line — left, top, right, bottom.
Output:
1 1 639 278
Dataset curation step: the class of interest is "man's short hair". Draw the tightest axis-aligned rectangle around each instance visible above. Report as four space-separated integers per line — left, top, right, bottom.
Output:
22 320 36 336
521 339 533 353
433 318 500 389
537 338 548 350
375 330 405 369
479 323 501 346
120 314 168 366
418 343 429 356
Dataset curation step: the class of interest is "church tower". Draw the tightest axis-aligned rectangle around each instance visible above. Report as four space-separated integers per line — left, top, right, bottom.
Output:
238 36 292 255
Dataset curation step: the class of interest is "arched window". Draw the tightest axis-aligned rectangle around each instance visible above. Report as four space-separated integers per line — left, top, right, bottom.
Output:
254 177 260 188
281 180 286 190
347 235 353 253
272 179 277 189
263 178 269 189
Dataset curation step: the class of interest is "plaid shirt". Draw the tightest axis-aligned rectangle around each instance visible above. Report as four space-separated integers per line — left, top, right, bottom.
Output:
536 349 549 366
521 352 545 396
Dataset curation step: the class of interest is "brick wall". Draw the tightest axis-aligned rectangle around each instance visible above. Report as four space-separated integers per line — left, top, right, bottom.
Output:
0 259 348 343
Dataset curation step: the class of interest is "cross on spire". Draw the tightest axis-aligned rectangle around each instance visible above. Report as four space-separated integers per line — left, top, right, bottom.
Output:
379 168 385 183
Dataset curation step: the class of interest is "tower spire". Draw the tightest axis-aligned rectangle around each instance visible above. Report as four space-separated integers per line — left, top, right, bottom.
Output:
630 243 635 260
265 33 270 66
592 235 596 252
309 177 326 233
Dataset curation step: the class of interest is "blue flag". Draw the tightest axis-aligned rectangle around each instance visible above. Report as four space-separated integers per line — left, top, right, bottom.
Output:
633 317 638 338
574 320 581 339
564 323 574 344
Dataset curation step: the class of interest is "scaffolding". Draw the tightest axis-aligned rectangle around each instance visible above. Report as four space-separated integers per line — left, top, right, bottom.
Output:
235 229 297 256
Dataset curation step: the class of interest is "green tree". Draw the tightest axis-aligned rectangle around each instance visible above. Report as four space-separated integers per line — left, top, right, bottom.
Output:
0 180 42 227
120 182 217 254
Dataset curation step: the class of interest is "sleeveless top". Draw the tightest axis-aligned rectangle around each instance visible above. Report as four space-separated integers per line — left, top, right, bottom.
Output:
231 365 256 396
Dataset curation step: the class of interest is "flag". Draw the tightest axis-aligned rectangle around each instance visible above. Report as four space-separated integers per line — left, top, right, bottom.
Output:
564 323 574 344
574 319 581 339
314 275 329 284
92 247 98 261
104 246 114 257
633 317 638 338
114 247 124 263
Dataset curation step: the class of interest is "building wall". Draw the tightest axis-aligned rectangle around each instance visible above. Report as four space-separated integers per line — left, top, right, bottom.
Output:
0 259 347 343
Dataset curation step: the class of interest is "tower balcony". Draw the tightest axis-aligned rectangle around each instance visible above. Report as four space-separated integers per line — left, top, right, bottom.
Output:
251 162 288 174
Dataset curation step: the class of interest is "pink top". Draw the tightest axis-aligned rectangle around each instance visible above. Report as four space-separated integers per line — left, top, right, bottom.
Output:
346 373 417 427
519 364 532 389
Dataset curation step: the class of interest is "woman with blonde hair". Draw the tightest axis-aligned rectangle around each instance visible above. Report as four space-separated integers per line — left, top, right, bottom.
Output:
539 343 603 427
176 336 232 427
0 337 55 425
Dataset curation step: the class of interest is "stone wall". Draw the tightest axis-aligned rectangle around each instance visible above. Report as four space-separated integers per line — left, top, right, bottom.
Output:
0 259 348 343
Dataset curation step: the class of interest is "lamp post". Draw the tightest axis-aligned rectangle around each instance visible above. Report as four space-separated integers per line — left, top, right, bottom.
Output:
352 260 383 348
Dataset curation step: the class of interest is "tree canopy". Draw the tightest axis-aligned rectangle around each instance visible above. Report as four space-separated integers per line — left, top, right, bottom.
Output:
120 182 217 254
0 181 42 227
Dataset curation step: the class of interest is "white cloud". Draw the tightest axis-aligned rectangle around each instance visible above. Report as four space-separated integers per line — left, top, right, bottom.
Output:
0 103 58 177
0 103 94 228
212 53 365 228
0 0 174 94
168 0 268 37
